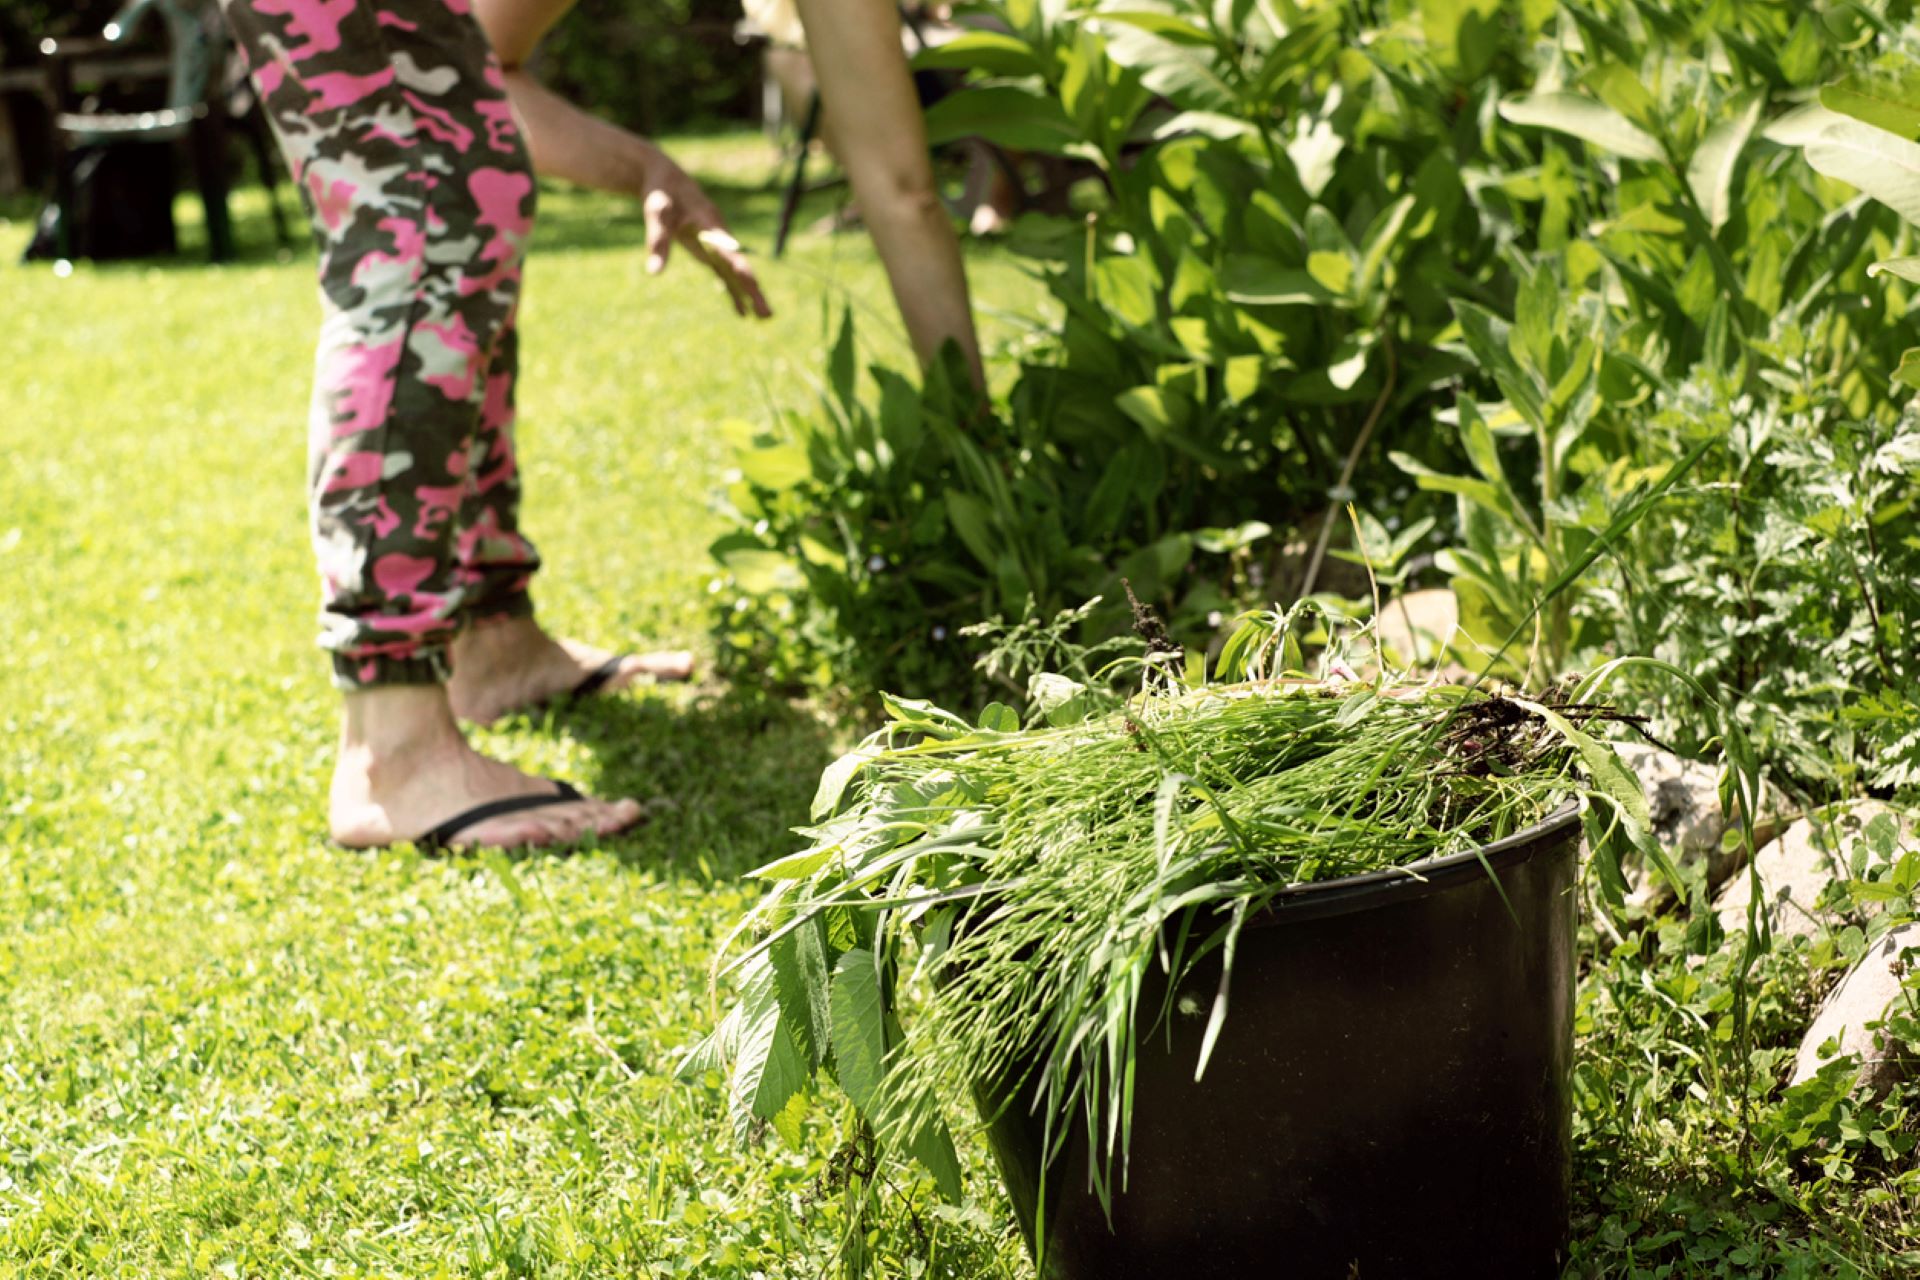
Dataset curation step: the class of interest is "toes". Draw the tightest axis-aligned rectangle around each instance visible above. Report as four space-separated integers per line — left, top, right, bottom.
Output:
633 650 696 682
450 796 640 850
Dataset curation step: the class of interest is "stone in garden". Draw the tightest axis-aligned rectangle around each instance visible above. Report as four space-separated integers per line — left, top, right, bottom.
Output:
1791 923 1920 1094
1713 802 1914 943
1615 744 1789 910
1373 588 1458 666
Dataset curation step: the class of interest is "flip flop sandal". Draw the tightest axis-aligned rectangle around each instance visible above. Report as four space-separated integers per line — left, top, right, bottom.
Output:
568 654 693 701
418 780 592 852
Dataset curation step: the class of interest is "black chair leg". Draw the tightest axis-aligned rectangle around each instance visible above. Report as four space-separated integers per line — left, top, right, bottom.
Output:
773 91 822 260
189 112 235 262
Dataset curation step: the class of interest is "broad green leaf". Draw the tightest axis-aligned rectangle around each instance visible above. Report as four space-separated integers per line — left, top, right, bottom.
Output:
1513 698 1647 829
1099 18 1236 111
1451 301 1547 430
770 920 834 1067
1420 0 1501 79
736 443 811 490
747 844 836 882
1222 255 1333 305
1687 93 1763 231
812 747 879 820
1306 250 1354 295
1326 338 1369 390
1354 196 1415 303
923 86 1080 155
1897 348 1920 391
1868 257 1920 283
1762 102 1846 148
732 960 811 1126
1498 93 1662 162
1116 386 1180 439
1152 111 1255 141
1095 11 1216 44
1822 74 1920 141
1095 255 1161 328
1169 316 1217 363
906 1121 965 1202
1805 118 1920 226
1193 521 1273 554
910 31 1044 76
1583 64 1658 131
828 949 887 1111
1459 399 1507 489
978 701 1021 733
1777 13 1824 87
1391 450 1512 521
945 491 999 569
1224 354 1264 401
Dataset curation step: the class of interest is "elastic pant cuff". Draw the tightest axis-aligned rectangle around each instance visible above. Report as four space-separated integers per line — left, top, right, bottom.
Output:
330 650 451 691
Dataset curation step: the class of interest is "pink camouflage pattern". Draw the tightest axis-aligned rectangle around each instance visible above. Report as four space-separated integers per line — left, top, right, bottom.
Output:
219 0 541 688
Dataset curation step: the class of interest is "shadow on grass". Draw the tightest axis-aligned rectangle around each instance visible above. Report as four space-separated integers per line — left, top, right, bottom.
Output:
548 684 837 880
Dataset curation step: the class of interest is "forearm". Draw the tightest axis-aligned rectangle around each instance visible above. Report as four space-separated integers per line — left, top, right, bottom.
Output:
796 0 983 384
499 68 653 198
475 0 653 196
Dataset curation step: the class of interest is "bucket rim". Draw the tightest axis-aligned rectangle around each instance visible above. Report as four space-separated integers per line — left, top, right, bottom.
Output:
1247 801 1584 928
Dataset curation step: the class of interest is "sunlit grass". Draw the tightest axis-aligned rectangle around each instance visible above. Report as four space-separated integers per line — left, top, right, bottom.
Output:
0 130 1039 1279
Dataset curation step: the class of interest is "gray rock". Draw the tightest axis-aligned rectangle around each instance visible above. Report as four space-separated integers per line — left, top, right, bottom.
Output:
1614 744 1790 911
1792 923 1920 1094
1713 802 1912 943
1373 589 1458 668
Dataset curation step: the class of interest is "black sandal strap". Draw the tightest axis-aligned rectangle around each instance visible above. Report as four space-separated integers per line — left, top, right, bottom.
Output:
418 780 584 850
570 655 629 700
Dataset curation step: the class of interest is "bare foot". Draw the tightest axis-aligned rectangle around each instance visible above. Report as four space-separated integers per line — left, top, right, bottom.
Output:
448 617 695 725
330 685 643 850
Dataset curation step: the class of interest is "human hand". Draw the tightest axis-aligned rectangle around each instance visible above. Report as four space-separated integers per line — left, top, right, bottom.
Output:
639 145 772 319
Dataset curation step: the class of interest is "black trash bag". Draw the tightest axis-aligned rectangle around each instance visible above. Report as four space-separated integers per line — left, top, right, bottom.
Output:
23 141 177 262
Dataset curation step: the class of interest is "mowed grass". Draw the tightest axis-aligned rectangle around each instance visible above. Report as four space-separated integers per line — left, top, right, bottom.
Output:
0 132 1042 1278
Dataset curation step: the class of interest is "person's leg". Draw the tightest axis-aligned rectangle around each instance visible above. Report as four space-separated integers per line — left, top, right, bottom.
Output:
220 0 638 846
439 305 692 725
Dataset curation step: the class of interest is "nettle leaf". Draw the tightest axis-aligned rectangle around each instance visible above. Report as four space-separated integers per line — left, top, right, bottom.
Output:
770 919 835 1068
828 948 887 1111
813 747 880 821
906 1119 965 1202
1498 93 1662 162
1805 118 1920 226
731 959 812 1130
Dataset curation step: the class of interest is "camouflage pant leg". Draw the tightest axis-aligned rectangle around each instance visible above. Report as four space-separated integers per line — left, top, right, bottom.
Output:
219 0 540 689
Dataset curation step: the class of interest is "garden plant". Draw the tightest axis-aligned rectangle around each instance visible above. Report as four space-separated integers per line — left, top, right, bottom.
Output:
5 0 1920 1275
693 0 1920 1275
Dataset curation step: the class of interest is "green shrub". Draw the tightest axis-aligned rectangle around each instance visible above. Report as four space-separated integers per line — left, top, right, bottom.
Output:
713 0 1551 706
507 0 759 135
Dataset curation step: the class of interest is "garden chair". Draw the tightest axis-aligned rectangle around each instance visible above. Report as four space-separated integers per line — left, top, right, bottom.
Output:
33 0 288 262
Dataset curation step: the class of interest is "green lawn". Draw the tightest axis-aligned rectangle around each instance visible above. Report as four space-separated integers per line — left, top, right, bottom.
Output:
0 132 1040 1278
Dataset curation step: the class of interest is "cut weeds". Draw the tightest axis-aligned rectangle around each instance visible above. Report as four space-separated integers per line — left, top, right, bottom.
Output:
690 623 1667 1247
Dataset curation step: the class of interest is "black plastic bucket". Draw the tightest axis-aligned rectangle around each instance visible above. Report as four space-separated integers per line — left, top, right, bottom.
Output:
979 805 1582 1280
